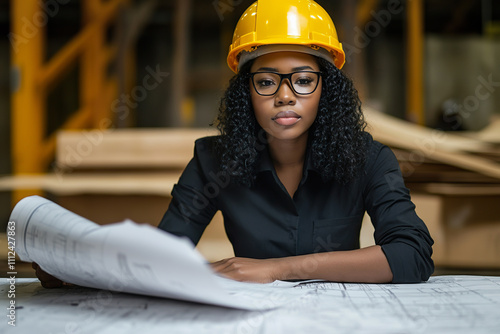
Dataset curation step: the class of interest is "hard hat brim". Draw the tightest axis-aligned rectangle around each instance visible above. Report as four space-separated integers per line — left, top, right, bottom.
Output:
235 44 344 72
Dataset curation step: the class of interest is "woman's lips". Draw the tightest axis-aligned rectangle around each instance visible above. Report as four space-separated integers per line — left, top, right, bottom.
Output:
272 111 301 126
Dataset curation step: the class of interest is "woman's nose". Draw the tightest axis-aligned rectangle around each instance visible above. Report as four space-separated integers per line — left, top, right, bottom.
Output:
274 79 296 105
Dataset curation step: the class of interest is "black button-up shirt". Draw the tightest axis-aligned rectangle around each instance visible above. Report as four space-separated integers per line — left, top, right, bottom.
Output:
158 135 434 283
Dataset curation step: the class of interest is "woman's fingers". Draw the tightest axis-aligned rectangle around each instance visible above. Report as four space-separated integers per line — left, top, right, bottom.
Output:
32 262 64 288
210 257 280 283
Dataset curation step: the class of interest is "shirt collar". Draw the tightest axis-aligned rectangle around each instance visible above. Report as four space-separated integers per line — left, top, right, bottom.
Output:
256 143 320 176
256 145 274 173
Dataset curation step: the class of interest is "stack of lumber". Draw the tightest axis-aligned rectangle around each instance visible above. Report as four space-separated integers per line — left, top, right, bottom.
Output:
364 107 500 268
0 128 235 264
364 107 500 185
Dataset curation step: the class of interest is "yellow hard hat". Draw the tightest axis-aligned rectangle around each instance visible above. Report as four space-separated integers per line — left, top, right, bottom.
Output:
227 0 345 73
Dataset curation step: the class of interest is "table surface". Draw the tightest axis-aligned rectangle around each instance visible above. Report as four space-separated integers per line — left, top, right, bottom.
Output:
2 275 500 334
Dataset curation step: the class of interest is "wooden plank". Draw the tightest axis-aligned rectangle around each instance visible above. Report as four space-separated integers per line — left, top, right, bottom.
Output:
55 128 218 170
364 106 495 153
393 148 500 183
407 183 500 196
380 131 500 180
462 116 500 144
469 152 500 163
0 172 181 196
401 167 500 184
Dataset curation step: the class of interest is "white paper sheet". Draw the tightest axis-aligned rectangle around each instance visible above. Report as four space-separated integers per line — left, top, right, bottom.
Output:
8 196 307 310
1 276 499 334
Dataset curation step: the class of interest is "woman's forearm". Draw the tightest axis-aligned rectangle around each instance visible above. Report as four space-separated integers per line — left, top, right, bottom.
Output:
277 245 393 283
211 245 393 283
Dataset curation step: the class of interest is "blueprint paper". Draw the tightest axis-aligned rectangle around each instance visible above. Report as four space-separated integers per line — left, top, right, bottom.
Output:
1 276 499 334
8 196 307 310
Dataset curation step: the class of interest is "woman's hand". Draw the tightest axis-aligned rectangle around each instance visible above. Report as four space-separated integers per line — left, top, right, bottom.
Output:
210 257 286 283
32 263 64 288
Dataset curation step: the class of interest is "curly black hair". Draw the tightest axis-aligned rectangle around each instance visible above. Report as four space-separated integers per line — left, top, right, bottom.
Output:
213 57 368 186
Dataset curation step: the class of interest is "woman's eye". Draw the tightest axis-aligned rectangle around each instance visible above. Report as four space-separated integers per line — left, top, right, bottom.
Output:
257 79 276 87
295 77 314 86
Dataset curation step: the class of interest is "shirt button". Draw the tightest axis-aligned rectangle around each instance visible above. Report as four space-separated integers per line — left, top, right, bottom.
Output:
288 231 294 240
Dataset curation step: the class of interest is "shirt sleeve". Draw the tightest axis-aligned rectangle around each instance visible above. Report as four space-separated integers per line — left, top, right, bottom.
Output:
363 142 434 283
157 139 218 246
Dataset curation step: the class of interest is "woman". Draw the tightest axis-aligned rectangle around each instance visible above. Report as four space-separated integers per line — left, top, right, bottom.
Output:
34 0 433 286
157 0 433 284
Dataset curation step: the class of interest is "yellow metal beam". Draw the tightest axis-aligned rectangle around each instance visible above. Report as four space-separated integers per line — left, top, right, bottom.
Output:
40 0 126 160
406 0 425 125
82 0 105 128
356 0 381 27
10 0 129 205
103 44 118 66
10 0 46 202
38 0 125 93
38 24 95 93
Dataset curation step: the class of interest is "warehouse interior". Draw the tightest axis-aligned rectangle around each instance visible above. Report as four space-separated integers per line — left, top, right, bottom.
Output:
0 0 500 276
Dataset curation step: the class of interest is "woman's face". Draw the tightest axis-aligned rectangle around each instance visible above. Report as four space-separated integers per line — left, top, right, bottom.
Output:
250 51 322 142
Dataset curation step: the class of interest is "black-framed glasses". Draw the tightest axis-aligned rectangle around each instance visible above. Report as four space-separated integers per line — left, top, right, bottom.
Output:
250 71 322 96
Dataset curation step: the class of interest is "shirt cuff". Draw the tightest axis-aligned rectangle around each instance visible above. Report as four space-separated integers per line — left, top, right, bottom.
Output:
381 242 434 283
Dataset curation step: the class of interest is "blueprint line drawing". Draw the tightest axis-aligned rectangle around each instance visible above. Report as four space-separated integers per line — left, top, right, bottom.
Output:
1 275 499 334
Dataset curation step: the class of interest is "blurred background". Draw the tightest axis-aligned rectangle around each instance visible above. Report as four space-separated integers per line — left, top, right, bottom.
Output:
1 0 500 276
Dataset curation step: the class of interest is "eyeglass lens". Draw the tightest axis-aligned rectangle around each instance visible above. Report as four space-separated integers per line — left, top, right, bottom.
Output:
252 72 320 96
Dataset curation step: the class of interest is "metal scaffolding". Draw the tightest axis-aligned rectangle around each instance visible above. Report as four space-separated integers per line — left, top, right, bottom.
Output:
10 0 130 203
